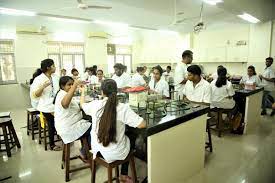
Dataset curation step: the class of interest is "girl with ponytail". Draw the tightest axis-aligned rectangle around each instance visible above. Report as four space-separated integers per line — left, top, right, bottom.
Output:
81 79 146 176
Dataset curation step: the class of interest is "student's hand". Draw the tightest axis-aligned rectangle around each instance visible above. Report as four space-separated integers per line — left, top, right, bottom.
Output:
79 85 86 95
42 80 51 88
74 79 84 86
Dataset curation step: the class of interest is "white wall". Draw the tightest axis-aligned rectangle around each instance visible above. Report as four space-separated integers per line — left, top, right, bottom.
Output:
85 37 108 72
15 34 47 83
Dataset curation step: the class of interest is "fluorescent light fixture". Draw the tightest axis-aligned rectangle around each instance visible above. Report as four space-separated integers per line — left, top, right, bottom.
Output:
0 7 36 16
237 13 260 23
203 0 223 5
93 20 128 28
48 17 91 24
157 29 178 34
19 170 32 178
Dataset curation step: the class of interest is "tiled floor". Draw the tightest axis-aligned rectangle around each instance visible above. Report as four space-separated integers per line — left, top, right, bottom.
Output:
1 108 275 183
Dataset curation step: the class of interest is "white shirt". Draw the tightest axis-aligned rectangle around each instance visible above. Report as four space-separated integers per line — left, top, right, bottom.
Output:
262 67 275 91
183 78 212 103
210 80 235 109
240 75 261 86
130 73 146 87
163 71 174 83
82 99 143 163
30 83 39 109
149 79 170 98
112 73 131 88
211 72 218 80
81 72 89 81
54 90 91 144
88 75 98 84
31 73 59 113
174 62 188 97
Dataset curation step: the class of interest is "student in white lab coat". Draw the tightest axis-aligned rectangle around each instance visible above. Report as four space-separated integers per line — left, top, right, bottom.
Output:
259 57 275 116
31 59 61 151
54 76 92 158
96 69 105 86
210 67 242 132
174 50 193 98
130 67 146 87
240 66 261 87
148 65 170 98
163 66 174 83
30 68 43 109
112 63 131 89
71 68 80 80
183 65 211 105
80 79 146 175
60 68 67 77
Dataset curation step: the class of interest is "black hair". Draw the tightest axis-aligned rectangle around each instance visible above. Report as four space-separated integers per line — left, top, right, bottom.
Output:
248 65 256 75
30 68 42 84
266 57 274 63
187 65 201 76
97 79 118 147
136 67 144 73
92 65 98 69
153 65 164 76
167 66 171 70
182 50 193 59
87 67 96 75
215 67 227 88
97 69 103 74
113 63 124 70
71 68 79 74
41 59 54 73
53 76 74 104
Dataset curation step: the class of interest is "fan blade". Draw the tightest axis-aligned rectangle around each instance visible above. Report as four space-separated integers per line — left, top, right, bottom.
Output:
87 5 112 9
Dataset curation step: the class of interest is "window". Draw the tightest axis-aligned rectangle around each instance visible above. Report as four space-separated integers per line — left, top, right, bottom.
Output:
0 40 16 84
107 44 132 74
47 42 85 75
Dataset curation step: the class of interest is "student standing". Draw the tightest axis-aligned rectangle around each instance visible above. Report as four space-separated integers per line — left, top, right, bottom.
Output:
259 57 275 116
131 67 146 87
81 79 146 175
31 59 61 151
174 50 193 99
112 63 131 89
163 66 174 83
182 65 211 105
148 65 170 98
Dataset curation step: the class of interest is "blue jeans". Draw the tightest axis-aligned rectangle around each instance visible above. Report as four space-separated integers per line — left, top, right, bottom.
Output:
261 91 274 110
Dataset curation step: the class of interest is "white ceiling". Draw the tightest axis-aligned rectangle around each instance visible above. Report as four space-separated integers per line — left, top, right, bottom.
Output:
0 0 274 34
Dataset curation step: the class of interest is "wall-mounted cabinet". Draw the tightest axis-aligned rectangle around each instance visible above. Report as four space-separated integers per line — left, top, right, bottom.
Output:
194 45 248 63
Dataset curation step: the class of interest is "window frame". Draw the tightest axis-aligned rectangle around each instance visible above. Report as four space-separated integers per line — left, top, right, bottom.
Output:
47 41 85 75
0 39 17 85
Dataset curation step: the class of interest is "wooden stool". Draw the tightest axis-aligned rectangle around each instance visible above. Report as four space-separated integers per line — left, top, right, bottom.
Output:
0 118 21 157
61 136 92 182
91 150 137 183
210 108 233 137
205 119 213 152
27 108 40 140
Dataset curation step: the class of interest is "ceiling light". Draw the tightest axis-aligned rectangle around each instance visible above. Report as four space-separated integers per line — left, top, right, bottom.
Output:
203 0 223 5
0 7 36 16
48 17 91 24
93 20 128 28
237 13 260 23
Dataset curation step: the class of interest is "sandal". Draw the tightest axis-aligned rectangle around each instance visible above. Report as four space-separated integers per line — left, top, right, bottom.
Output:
50 145 62 151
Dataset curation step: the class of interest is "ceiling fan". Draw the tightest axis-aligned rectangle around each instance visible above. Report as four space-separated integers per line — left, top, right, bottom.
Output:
77 0 112 10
